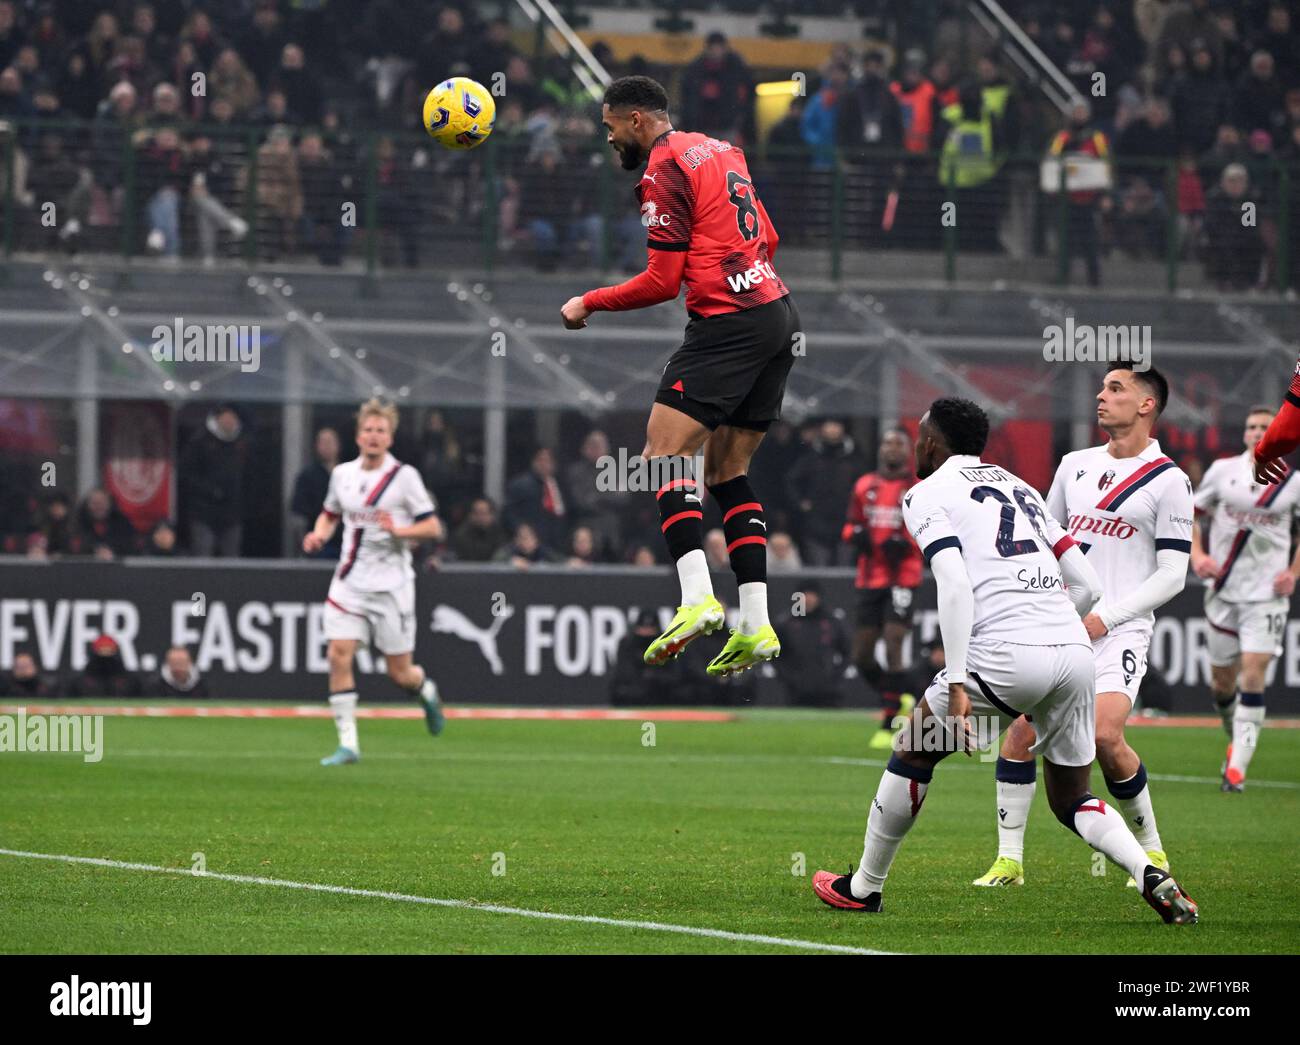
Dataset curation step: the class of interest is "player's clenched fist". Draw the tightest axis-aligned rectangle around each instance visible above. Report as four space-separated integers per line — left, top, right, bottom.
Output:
561 296 590 329
302 531 324 554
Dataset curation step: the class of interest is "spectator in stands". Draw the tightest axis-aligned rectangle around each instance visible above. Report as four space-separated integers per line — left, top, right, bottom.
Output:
567 525 598 568
679 31 755 146
58 50 99 120
180 404 247 558
40 493 75 555
891 49 939 155
146 645 209 698
239 0 287 87
451 496 506 562
250 124 302 259
1250 4 1300 88
291 426 340 557
136 122 191 258
131 3 172 75
703 527 729 573
835 49 902 245
772 581 850 707
788 418 866 566
179 9 222 71
518 140 599 271
609 609 696 706
472 17 515 86
371 135 420 267
1172 40 1232 155
565 429 623 556
0 2 23 72
76 487 137 557
1175 147 1207 255
1213 5 1249 84
493 521 557 569
297 130 346 265
1116 98 1177 182
274 43 322 125
1201 162 1264 290
1234 49 1287 145
504 447 568 551
767 531 803 575
34 132 91 254
146 519 178 556
1046 99 1111 287
628 544 658 567
68 634 142 698
0 650 59 699
940 81 1005 253
188 100 250 263
251 86 299 128
209 47 260 118
1112 175 1167 259
801 63 849 170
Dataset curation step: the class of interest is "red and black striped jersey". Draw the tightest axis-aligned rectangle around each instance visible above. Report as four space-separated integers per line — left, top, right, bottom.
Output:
584 130 787 319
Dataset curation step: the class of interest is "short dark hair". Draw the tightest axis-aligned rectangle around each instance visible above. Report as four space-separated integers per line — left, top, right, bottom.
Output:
1114 366 1169 417
927 397 989 456
881 426 912 444
1246 403 1276 419
603 75 669 113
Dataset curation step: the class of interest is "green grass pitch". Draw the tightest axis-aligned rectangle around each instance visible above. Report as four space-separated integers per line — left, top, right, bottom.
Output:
1 708 1296 954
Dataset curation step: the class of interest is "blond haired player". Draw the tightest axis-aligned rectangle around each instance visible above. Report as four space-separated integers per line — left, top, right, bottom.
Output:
303 399 446 765
1192 405 1300 791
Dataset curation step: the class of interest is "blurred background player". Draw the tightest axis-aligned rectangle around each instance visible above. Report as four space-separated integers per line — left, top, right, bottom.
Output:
842 428 921 747
560 75 799 678
1253 355 1300 484
812 398 1197 925
303 398 446 765
975 368 1193 890
1191 405 1300 791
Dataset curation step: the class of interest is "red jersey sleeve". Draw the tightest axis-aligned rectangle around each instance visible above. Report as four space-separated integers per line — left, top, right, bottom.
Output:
1255 353 1300 463
582 248 686 312
841 477 866 543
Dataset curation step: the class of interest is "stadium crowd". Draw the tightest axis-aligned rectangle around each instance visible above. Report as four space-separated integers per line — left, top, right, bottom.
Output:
0 1 1296 284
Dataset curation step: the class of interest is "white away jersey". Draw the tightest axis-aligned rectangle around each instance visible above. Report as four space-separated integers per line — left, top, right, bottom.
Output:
1046 439 1192 636
902 455 1089 646
1194 452 1300 603
323 454 436 592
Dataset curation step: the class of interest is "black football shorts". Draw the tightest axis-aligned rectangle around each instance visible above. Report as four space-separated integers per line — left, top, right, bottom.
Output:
654 293 801 431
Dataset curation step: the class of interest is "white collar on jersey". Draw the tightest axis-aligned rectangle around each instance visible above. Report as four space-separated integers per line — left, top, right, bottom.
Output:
358 452 397 474
935 454 983 475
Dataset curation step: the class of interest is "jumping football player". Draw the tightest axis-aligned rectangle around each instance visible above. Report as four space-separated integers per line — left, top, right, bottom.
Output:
561 75 800 677
842 429 922 748
812 398 1197 925
974 368 1192 889
303 398 446 765
1191 405 1300 791
1253 353 1300 484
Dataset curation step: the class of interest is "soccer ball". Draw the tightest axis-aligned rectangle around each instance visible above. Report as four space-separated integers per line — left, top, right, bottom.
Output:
422 77 496 150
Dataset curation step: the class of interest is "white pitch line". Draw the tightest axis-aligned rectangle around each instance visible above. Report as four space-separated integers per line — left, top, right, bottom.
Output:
100 746 1300 790
0 848 893 956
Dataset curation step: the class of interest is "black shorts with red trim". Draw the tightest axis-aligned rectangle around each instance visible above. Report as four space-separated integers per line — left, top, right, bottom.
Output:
654 293 800 431
855 586 917 628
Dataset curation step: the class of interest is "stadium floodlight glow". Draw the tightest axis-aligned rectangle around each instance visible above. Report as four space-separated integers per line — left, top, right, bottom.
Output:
286 311 298 322
107 306 119 317
398 386 410 397
121 342 133 353
312 312 324 323
756 80 801 98
80 306 91 317
356 349 367 359
189 380 201 391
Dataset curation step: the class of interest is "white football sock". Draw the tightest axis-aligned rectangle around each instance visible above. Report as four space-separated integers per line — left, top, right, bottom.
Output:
1110 772 1163 852
328 691 359 752
851 768 928 898
737 581 769 634
1072 796 1149 882
1228 701 1265 778
995 778 1035 863
675 548 713 605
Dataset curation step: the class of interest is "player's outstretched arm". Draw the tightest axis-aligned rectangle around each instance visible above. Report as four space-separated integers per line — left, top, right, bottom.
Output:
1091 548 1190 634
1058 544 1102 618
572 248 687 320
1253 357 1300 483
